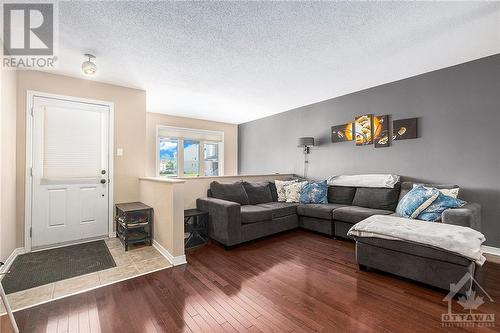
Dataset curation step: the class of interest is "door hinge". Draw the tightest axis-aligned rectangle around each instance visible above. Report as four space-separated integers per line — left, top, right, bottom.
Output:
30 107 34 117
30 167 33 177
29 227 32 238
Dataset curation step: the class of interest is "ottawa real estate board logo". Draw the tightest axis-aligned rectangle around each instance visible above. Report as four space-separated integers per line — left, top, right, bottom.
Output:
2 2 58 69
442 272 495 328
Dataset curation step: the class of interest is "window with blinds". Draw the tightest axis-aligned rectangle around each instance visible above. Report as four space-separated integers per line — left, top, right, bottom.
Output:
157 126 224 178
43 106 105 179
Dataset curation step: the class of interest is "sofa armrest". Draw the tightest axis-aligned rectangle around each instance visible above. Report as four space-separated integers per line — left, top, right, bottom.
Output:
442 203 481 231
196 197 242 246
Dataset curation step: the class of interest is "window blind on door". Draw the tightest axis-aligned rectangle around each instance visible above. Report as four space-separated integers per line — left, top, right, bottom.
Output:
43 106 103 179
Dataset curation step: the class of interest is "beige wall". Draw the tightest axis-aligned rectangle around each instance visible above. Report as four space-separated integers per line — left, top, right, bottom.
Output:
139 178 185 260
1 70 18 261
16 71 146 248
146 112 238 177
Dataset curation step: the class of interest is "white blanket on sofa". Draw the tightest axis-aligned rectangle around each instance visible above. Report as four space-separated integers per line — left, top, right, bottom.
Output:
348 215 486 265
328 174 400 188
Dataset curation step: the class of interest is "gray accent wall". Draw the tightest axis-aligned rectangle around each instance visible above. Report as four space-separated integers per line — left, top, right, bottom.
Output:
239 54 500 246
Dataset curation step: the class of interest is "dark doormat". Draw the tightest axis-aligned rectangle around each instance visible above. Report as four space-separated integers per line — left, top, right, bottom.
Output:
2 240 116 294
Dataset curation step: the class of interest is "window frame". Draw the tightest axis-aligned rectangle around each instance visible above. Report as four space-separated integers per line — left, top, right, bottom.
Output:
202 140 222 177
156 125 224 178
157 137 179 177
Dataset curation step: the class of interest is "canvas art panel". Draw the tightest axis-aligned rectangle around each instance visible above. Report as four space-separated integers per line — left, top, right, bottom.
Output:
374 115 390 148
331 123 354 143
355 114 373 146
393 118 417 140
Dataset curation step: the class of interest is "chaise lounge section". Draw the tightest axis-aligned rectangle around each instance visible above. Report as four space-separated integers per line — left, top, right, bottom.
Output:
349 182 483 292
355 236 478 292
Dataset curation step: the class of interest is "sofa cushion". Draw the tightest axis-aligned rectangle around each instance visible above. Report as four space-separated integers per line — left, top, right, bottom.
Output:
297 203 347 220
243 182 273 205
210 181 249 205
268 182 279 202
240 205 273 224
257 202 299 219
332 206 393 224
352 183 401 211
328 186 356 205
399 182 413 202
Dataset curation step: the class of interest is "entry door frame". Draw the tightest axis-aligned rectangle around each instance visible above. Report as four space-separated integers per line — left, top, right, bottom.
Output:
25 90 115 252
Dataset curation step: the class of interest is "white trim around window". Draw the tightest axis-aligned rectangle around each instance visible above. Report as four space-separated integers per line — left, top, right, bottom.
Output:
156 125 224 178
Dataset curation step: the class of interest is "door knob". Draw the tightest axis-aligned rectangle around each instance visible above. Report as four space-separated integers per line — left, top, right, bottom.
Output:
100 179 107 184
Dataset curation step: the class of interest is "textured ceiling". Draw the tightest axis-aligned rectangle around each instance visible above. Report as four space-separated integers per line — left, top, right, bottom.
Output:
53 1 500 124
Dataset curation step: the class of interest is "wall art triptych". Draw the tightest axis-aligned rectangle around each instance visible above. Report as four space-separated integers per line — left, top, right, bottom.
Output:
331 115 417 148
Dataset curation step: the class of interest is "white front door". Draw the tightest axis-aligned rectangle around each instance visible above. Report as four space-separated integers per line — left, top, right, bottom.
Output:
31 96 111 249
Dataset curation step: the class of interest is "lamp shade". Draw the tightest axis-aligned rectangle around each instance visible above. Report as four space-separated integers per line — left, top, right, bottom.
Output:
298 137 315 147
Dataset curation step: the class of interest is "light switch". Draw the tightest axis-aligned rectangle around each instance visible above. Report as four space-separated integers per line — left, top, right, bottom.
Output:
116 148 123 156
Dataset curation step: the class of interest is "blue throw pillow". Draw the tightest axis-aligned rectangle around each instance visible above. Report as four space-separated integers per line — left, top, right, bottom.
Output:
396 185 440 218
417 192 466 222
299 180 328 204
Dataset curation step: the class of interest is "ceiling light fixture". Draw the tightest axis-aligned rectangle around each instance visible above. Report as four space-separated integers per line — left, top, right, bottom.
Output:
82 54 97 75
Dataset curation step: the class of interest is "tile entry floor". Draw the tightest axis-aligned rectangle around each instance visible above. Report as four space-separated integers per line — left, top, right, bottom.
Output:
0 238 172 314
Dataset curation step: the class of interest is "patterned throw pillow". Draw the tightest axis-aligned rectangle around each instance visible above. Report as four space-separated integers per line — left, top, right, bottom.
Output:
417 192 466 222
284 181 307 203
299 180 328 204
275 179 298 202
396 185 440 218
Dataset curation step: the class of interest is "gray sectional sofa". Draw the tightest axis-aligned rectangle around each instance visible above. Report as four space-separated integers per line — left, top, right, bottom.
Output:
196 179 482 292
197 180 480 246
197 180 403 246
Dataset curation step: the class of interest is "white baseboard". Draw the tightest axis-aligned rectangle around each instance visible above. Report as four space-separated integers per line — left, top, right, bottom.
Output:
152 240 187 266
0 248 25 277
483 245 500 263
108 231 116 238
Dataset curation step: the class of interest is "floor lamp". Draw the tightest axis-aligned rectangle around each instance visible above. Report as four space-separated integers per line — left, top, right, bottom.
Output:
298 137 314 179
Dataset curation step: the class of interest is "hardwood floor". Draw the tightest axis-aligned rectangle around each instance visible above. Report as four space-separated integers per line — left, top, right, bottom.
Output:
2 230 499 332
